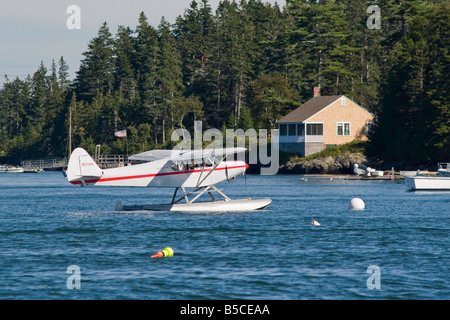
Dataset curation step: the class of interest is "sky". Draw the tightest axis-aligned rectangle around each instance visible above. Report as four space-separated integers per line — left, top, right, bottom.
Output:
0 0 285 87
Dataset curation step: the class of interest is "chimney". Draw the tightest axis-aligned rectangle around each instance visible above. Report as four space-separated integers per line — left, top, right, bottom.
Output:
313 86 320 97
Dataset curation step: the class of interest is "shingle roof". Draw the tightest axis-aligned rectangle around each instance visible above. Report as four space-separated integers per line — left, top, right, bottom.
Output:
277 95 343 123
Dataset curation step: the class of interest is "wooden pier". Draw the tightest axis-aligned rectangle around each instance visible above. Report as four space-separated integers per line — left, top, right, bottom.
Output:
346 174 404 180
94 154 129 169
20 158 67 171
21 154 129 171
299 173 405 180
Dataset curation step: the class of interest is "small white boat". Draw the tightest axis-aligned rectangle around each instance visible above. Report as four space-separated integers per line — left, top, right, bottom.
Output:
400 170 429 177
0 165 24 173
353 164 385 177
437 163 450 177
405 175 450 191
404 162 450 190
115 198 272 212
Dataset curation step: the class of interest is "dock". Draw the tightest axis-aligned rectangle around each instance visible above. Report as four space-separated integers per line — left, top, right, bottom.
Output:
299 173 405 180
20 154 129 171
346 175 404 180
20 158 67 171
93 154 129 169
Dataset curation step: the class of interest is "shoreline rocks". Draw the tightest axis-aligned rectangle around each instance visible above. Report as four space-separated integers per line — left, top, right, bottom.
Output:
278 151 368 174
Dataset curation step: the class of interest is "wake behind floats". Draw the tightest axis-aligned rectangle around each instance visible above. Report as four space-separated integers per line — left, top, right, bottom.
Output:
66 147 271 212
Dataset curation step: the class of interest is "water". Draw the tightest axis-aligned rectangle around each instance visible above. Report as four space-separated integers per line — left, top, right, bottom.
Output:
0 172 448 300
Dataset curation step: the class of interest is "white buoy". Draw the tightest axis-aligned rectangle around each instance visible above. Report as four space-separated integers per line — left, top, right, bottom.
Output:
311 219 320 226
348 198 365 210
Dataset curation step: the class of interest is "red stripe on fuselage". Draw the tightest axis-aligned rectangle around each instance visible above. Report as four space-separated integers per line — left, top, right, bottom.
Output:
69 163 248 185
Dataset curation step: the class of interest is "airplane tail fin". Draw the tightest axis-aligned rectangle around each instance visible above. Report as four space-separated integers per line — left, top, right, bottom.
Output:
67 148 103 184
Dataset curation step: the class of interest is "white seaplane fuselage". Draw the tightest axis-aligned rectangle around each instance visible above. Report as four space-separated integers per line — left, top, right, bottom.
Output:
68 157 248 188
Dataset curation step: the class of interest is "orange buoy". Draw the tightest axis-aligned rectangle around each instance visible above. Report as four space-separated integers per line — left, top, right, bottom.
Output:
151 251 164 258
151 247 174 258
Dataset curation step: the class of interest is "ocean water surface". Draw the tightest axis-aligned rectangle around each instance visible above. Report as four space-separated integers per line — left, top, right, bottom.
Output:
0 172 448 300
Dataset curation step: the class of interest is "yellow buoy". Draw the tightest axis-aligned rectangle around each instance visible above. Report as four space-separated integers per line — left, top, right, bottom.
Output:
162 247 174 257
151 247 174 258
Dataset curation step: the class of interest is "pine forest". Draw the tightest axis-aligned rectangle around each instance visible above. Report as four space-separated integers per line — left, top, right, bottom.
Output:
0 0 449 167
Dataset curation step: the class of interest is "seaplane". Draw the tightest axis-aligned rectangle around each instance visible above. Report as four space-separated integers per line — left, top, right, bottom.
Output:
66 147 271 212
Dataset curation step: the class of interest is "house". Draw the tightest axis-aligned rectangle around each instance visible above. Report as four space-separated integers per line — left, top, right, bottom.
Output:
277 89 373 156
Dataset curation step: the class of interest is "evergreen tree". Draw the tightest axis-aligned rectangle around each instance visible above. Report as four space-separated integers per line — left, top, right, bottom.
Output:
207 0 253 128
74 22 115 102
429 1 450 161
238 106 254 131
170 95 204 130
0 77 30 137
58 56 70 89
114 25 137 99
244 0 285 75
369 0 450 164
174 0 213 91
44 59 66 155
30 61 48 128
344 0 383 113
284 0 358 98
113 25 138 133
247 73 299 129
135 12 160 126
155 17 185 144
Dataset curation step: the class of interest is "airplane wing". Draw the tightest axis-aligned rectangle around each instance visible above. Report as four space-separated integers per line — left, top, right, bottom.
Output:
128 149 174 162
129 147 246 163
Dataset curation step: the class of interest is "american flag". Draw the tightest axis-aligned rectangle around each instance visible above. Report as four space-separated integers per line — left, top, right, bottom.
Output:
114 129 127 137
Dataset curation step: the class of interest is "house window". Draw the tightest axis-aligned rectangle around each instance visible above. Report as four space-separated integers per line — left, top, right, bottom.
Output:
367 122 374 135
297 123 305 136
306 123 323 135
288 124 297 136
279 124 287 136
341 98 346 106
337 122 350 136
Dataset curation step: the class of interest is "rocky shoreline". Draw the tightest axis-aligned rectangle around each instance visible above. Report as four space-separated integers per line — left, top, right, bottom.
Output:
278 150 369 174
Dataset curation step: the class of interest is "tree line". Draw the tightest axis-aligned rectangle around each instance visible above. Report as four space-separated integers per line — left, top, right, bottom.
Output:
0 0 448 166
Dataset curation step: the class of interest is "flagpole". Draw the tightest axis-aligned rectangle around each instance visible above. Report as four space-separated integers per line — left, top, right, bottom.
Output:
125 131 129 159
115 129 129 161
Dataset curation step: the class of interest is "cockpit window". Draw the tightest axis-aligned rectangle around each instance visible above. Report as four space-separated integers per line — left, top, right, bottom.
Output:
172 157 219 171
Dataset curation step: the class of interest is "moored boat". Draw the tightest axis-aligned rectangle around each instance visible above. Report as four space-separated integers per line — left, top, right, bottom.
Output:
437 163 450 177
0 165 24 173
405 173 450 191
353 163 384 177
